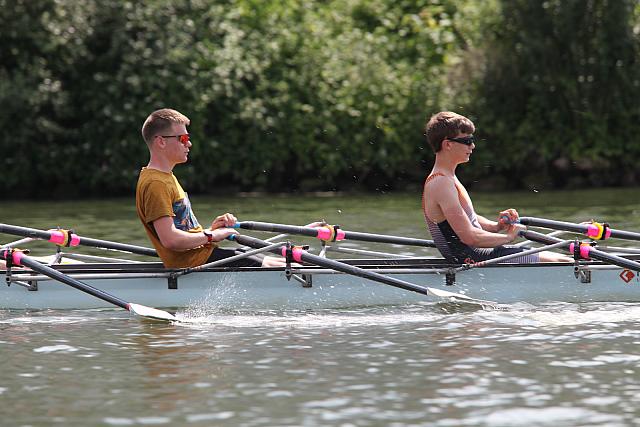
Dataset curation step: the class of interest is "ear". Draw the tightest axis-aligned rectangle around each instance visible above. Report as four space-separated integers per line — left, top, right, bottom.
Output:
154 135 166 148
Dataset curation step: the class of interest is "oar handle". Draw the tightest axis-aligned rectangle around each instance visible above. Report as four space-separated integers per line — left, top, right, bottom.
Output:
236 221 436 248
0 223 158 257
521 230 640 272
520 217 640 242
228 234 434 297
1 249 130 309
1 249 177 321
235 221 325 239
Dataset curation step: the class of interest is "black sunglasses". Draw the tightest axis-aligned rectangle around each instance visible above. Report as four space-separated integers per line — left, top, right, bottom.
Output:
447 135 475 146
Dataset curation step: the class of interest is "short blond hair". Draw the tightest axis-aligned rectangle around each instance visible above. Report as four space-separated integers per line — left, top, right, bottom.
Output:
141 108 190 146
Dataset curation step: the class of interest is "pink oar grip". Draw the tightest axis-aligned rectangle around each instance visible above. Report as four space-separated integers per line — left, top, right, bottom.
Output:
316 227 346 241
281 246 304 263
2 250 24 266
569 242 591 259
12 251 25 265
48 230 80 246
586 224 611 239
48 230 66 245
316 228 331 240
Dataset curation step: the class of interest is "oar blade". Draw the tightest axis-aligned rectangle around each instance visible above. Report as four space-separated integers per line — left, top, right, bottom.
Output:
426 286 496 307
127 303 179 322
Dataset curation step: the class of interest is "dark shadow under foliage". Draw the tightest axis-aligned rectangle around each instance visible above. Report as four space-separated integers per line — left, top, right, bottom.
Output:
463 0 640 191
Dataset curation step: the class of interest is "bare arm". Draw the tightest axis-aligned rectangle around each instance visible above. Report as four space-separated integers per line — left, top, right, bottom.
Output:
476 215 500 233
153 216 237 251
434 183 520 248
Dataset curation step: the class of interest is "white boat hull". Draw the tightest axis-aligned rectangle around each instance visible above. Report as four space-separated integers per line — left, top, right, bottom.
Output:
2 258 640 310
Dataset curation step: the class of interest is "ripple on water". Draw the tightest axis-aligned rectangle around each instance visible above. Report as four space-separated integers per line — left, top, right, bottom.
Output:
0 315 91 325
473 301 640 328
103 417 172 425
482 406 624 427
3 301 640 427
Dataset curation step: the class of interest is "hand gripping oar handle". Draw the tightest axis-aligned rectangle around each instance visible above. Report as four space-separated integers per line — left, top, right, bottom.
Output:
519 217 640 242
228 234 491 305
235 221 436 247
1 249 177 321
0 223 158 257
521 230 640 272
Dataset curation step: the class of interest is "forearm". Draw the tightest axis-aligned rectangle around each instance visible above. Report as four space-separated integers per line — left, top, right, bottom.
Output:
461 228 514 248
477 215 501 233
160 229 209 251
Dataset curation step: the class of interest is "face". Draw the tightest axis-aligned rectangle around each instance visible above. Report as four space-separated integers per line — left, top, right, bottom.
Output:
444 133 475 163
156 124 191 164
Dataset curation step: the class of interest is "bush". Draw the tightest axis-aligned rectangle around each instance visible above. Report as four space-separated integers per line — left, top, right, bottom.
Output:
1 0 638 197
459 0 640 189
0 0 467 197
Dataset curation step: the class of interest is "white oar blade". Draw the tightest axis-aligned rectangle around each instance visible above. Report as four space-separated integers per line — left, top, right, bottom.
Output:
426 287 496 307
128 303 178 322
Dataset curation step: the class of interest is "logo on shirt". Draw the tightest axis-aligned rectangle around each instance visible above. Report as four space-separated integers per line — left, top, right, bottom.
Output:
172 193 200 231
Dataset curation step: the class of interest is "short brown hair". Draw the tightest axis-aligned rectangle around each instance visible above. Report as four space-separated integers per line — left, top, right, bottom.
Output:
425 111 475 153
141 108 190 146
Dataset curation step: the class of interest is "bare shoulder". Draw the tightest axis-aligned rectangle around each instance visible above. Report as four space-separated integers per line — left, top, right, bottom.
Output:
424 174 456 198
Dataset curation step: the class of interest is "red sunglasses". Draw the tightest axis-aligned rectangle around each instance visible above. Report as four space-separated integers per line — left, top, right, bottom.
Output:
160 134 190 145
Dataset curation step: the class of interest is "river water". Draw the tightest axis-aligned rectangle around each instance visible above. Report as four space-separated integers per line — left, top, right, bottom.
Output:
2 189 640 426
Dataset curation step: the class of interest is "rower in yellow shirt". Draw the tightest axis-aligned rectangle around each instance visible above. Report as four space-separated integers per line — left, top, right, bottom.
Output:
136 108 284 269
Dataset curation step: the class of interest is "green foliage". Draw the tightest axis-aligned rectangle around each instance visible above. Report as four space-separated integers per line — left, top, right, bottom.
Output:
0 0 638 198
460 0 640 189
0 0 467 196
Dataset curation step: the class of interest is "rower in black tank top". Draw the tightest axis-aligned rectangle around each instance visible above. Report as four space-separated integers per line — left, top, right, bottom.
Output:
422 173 539 264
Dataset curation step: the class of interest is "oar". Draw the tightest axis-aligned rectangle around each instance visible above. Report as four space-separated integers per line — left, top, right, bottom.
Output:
235 221 436 247
519 217 640 242
228 234 492 306
1 249 177 321
521 230 640 272
0 223 158 257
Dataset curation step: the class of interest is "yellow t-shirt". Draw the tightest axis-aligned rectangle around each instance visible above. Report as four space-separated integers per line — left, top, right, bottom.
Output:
135 168 214 268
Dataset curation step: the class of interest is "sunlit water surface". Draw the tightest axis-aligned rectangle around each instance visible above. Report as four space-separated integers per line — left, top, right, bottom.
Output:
1 189 640 426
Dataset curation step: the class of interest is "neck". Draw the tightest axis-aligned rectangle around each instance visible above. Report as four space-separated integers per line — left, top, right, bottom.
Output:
147 154 175 173
431 154 458 176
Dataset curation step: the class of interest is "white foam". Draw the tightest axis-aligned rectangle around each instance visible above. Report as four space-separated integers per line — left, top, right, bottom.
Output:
33 344 78 353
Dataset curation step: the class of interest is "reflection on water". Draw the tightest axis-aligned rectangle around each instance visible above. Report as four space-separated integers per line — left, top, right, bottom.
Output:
1 190 640 426
2 303 640 426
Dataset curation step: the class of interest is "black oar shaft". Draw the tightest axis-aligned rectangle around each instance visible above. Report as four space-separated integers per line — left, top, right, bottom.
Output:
0 223 158 257
237 221 436 247
519 217 640 242
521 230 640 272
239 222 319 237
342 230 435 246
231 234 433 297
1 252 129 309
